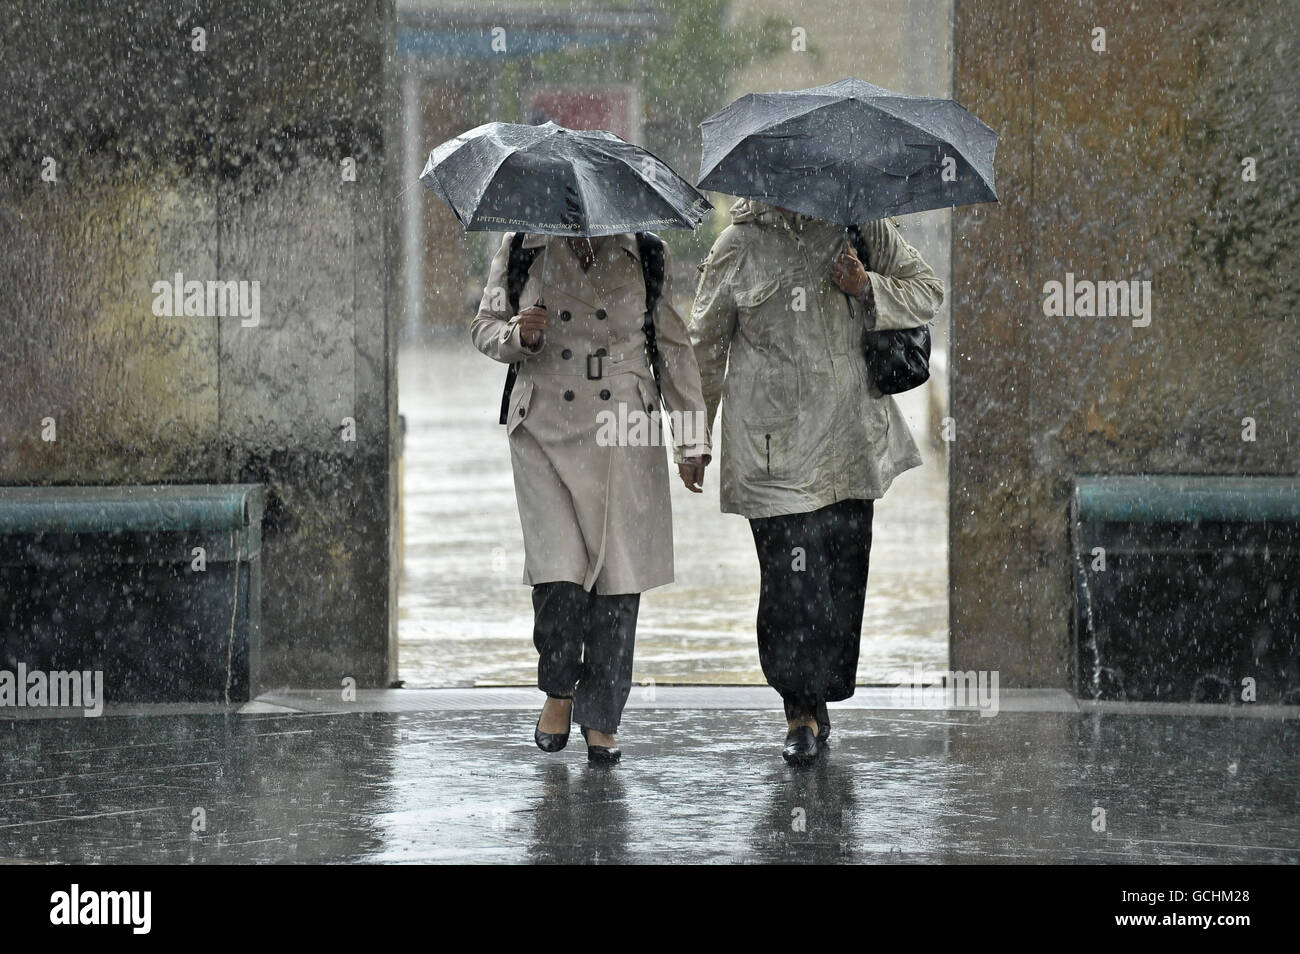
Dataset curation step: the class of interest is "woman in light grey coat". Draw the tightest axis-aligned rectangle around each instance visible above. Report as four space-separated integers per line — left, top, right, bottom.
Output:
690 199 943 763
473 231 710 763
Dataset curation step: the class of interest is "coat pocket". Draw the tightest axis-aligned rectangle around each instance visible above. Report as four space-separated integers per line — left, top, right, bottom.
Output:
744 415 797 481
505 376 535 435
734 277 789 354
734 277 781 311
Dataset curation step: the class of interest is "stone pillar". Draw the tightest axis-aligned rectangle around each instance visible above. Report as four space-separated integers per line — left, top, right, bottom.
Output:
0 0 400 691
950 0 1300 686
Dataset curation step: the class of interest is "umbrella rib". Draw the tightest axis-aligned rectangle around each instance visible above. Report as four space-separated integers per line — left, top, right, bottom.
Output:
699 96 864 189
425 122 711 236
463 126 562 232
568 136 596 235
623 144 701 230
423 165 470 229
703 93 998 198
862 96 999 188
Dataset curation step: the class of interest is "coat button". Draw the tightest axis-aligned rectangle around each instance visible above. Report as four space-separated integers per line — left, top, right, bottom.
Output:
599 389 611 400
561 348 572 359
560 310 571 322
595 308 607 320
564 390 575 401
518 407 526 417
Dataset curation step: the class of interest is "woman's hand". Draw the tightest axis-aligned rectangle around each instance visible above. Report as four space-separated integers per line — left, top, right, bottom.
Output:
678 456 707 493
831 245 871 298
517 304 549 347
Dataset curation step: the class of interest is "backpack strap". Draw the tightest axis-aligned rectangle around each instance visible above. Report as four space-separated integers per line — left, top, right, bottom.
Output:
634 231 666 401
498 232 541 425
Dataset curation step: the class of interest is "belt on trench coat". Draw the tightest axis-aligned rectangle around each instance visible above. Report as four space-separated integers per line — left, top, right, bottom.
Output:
526 352 649 380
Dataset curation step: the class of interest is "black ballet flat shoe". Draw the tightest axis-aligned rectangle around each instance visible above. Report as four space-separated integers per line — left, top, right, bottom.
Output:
534 718 569 753
816 702 831 744
534 695 572 753
580 726 622 765
782 725 820 765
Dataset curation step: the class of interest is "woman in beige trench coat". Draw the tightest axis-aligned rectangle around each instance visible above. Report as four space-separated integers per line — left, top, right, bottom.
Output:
472 231 711 763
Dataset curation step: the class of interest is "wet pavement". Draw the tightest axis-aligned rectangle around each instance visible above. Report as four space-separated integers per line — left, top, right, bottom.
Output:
2 689 1296 864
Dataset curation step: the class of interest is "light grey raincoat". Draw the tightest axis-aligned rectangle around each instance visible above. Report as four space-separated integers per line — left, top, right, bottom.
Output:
689 199 943 519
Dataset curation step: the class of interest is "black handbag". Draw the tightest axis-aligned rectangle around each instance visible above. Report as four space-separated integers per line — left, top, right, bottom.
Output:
848 224 931 395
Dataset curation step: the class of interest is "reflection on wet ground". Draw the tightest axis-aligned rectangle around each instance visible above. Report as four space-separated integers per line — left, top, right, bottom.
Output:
398 340 948 687
2 700 1294 863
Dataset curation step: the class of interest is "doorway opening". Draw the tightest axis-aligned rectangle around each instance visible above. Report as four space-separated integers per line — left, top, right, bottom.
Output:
392 0 953 689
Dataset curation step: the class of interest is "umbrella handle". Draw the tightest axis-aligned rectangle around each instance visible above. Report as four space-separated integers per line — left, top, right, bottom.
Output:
534 242 549 308
840 226 859 321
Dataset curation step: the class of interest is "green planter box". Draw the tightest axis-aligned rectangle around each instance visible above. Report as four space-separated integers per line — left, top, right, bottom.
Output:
0 484 264 705
1072 475 1300 704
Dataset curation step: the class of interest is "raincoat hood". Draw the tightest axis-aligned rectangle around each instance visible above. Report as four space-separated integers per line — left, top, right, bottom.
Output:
729 197 903 233
727 198 823 231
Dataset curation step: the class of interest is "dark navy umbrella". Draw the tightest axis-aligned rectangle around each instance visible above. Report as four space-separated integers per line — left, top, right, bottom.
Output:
697 78 998 225
420 121 712 237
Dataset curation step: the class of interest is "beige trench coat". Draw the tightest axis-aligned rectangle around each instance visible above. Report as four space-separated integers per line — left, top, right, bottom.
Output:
472 232 711 595
690 200 944 519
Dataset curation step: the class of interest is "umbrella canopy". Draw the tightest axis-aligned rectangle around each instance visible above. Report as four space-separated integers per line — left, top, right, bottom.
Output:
420 121 712 236
697 78 998 225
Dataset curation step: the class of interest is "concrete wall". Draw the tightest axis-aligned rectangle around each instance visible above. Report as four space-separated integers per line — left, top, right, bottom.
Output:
0 0 400 690
950 0 1299 685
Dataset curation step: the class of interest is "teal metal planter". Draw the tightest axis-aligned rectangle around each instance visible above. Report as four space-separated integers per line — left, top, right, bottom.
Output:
0 484 265 705
1072 475 1300 704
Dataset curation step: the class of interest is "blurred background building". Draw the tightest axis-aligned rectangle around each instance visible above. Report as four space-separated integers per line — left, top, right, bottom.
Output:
397 0 951 356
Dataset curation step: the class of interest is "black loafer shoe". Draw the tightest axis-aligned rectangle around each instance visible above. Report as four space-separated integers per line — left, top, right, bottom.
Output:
580 726 622 765
782 725 820 765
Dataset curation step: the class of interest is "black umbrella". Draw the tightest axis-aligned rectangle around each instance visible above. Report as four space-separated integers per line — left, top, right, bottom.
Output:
697 77 998 225
419 120 712 237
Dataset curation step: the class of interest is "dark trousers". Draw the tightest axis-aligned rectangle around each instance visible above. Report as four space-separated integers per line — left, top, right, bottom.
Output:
749 498 874 721
532 581 640 735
